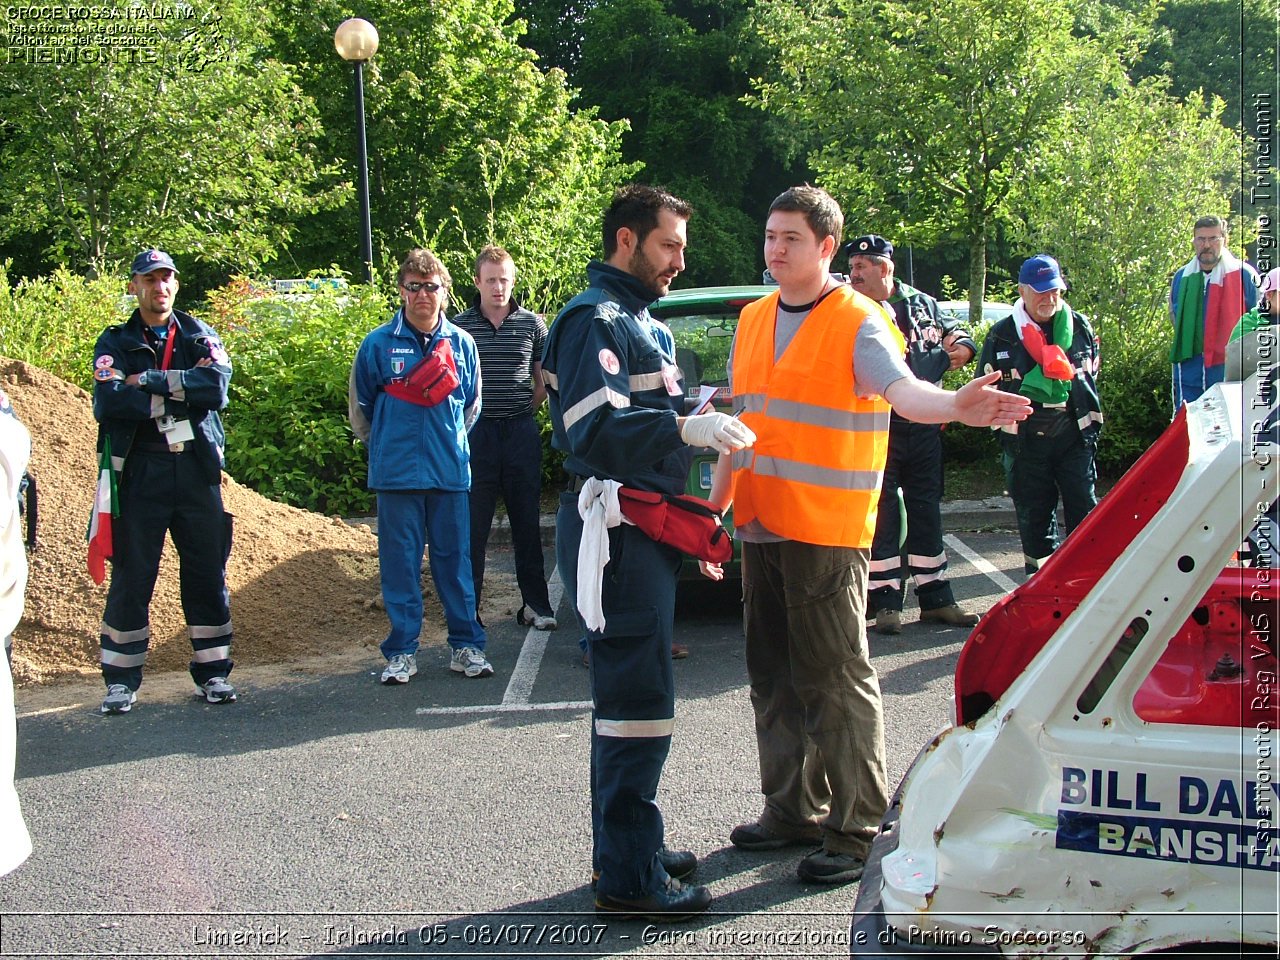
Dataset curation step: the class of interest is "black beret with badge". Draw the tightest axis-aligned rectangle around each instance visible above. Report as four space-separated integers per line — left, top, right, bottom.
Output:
844 234 894 260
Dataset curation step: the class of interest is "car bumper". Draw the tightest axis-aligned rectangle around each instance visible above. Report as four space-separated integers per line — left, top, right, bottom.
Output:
850 778 998 958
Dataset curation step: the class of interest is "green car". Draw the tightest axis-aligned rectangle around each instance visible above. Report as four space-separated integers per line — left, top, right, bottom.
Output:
651 284 775 581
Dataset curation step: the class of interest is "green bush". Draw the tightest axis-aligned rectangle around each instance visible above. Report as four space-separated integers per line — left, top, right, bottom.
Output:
0 261 125 389
214 279 391 516
1091 311 1169 477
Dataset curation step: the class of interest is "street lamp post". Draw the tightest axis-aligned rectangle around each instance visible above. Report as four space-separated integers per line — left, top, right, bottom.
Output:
334 18 379 284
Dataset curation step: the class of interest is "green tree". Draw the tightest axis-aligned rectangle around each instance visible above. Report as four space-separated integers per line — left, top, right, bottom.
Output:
525 0 799 287
0 0 344 277
747 0 1126 316
265 0 635 313
1010 82 1242 471
1131 0 1276 131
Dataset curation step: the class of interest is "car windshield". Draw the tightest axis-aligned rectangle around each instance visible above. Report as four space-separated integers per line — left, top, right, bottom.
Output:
665 313 736 391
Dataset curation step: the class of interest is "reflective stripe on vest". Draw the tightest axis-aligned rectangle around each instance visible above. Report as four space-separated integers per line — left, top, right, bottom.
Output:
730 286 899 548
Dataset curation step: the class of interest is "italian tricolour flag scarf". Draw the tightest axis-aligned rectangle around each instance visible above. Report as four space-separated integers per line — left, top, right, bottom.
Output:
1170 249 1248 367
86 437 118 585
1013 300 1074 405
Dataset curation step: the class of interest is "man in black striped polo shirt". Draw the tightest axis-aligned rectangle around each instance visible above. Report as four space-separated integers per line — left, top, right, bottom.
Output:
454 246 557 631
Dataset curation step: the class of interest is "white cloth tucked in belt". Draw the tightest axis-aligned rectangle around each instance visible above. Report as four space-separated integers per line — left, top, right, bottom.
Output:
576 477 634 632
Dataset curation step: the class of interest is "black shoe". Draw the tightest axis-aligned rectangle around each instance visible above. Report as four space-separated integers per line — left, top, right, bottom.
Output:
659 845 697 881
729 820 821 851
796 847 865 884
590 845 696 889
595 876 712 922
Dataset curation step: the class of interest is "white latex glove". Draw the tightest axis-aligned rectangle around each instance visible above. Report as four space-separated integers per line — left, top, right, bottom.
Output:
679 412 756 455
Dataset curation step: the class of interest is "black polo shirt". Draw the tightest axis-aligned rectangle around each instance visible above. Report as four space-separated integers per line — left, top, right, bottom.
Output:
453 297 548 419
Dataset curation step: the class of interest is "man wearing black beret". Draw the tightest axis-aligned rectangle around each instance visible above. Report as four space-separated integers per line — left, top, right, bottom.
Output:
847 234 980 634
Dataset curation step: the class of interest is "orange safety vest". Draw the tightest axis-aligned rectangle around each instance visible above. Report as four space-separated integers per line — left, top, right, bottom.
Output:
731 286 900 548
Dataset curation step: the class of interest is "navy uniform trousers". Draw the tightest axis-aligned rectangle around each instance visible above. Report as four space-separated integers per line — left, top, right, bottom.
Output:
867 419 955 616
556 492 679 899
1000 420 1097 573
100 447 233 691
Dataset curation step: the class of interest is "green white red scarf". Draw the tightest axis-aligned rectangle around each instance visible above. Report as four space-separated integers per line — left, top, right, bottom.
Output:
1013 300 1074 405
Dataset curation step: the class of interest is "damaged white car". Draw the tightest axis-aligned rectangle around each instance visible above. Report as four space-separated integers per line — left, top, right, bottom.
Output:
852 341 1278 958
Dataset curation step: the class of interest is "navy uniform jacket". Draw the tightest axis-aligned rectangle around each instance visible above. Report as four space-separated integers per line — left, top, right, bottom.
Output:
888 281 974 386
543 261 690 494
92 309 231 484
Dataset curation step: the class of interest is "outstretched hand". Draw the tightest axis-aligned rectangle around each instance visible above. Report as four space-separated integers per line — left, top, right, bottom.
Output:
954 371 1032 427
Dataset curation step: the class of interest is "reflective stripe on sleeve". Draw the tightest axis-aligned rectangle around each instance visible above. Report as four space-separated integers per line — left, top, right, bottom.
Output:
1077 410 1104 433
150 395 166 418
165 370 185 401
562 386 631 432
629 371 666 392
594 716 676 738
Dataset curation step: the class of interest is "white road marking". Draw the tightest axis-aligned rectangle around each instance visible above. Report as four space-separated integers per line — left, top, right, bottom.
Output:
416 699 591 716
944 533 1019 595
500 562 566 707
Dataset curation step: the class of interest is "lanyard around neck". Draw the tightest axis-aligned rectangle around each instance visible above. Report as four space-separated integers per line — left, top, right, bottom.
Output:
151 320 178 371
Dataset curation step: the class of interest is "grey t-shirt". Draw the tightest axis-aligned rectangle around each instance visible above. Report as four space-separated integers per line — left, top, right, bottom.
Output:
728 288 910 542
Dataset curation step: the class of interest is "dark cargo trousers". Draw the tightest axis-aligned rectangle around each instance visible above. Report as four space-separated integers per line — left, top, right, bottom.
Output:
1001 424 1098 573
556 493 680 899
867 420 956 616
99 448 233 692
742 539 888 859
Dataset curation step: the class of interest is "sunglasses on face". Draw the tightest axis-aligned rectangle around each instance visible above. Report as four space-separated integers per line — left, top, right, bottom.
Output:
402 280 444 294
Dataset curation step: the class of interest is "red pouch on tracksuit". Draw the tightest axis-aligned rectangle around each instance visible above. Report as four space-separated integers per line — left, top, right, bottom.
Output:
384 339 460 408
616 487 733 563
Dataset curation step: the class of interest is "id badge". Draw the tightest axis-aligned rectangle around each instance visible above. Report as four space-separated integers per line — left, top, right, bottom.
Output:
660 363 683 397
162 417 195 446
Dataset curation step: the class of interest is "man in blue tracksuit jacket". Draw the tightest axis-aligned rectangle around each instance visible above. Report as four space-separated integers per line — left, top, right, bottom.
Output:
92 249 236 714
349 248 492 684
544 185 753 921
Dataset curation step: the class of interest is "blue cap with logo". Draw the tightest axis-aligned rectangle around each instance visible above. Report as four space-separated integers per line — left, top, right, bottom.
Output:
130 248 179 276
845 234 894 260
1018 254 1066 293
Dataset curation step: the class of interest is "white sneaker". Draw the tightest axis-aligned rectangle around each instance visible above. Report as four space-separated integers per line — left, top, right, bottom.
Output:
197 676 238 704
380 653 418 684
449 646 494 678
517 605 558 631
101 683 136 714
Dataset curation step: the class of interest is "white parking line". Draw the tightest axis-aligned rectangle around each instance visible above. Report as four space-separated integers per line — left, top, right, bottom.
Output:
944 533 1020 595
414 561 593 717
501 563 566 707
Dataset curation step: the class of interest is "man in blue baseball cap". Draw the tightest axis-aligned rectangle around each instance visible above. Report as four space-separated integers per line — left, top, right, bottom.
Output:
978 255 1103 574
90 249 237 714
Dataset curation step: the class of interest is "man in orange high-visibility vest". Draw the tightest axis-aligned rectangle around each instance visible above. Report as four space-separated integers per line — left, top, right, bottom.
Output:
702 186 1030 885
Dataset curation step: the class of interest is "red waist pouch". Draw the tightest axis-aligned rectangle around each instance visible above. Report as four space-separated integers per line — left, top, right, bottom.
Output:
385 339 460 407
616 487 733 563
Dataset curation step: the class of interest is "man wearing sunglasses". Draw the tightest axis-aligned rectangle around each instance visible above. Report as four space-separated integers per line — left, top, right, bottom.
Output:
350 249 493 685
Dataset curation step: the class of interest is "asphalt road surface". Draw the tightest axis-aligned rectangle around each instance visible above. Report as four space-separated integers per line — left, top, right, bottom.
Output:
0 528 1027 960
